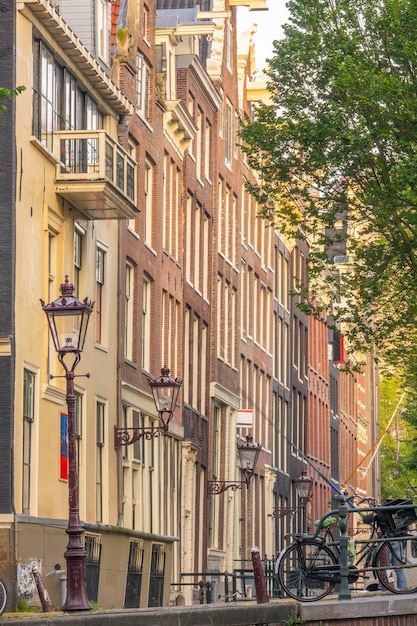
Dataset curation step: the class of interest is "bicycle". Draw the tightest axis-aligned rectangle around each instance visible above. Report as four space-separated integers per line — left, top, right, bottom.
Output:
276 497 417 602
0 578 7 616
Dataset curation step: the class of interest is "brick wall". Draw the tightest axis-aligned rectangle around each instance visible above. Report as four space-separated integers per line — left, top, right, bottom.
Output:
0 0 16 517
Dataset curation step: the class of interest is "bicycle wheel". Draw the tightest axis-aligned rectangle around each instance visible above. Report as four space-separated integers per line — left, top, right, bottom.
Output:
277 540 338 601
374 534 417 594
0 578 7 616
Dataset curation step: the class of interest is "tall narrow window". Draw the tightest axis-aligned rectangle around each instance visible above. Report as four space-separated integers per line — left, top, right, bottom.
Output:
218 88 224 137
95 247 105 344
96 0 109 64
48 231 57 305
96 401 105 522
74 226 83 297
33 41 60 152
142 3 150 43
226 21 233 71
194 203 201 292
225 100 232 167
192 315 199 408
202 211 209 300
124 540 144 608
142 275 151 371
187 94 195 157
23 369 35 514
148 545 166 607
185 195 192 284
144 159 154 245
74 390 83 475
213 406 220 479
204 121 212 182
125 262 134 361
183 307 190 405
136 53 150 121
196 107 203 181
234 111 239 159
132 411 145 463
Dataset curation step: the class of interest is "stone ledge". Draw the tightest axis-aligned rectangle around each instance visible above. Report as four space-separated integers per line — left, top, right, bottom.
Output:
0 602 295 626
299 592 417 622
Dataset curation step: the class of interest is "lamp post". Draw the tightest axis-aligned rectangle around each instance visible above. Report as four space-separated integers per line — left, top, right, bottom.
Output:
208 435 262 495
114 366 182 447
41 276 94 612
269 469 313 518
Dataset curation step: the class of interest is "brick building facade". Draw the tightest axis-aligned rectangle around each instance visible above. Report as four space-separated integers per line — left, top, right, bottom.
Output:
0 0 379 611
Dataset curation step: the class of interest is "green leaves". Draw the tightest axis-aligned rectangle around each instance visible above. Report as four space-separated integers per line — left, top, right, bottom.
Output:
239 0 417 380
0 85 25 113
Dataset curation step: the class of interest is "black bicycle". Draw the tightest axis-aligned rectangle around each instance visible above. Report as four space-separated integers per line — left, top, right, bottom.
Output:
0 578 6 616
276 498 417 601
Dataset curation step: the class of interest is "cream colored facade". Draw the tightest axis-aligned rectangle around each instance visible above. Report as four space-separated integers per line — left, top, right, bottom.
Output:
9 0 177 610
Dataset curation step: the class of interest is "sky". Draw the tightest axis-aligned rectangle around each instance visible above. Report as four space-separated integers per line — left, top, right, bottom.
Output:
237 1 290 70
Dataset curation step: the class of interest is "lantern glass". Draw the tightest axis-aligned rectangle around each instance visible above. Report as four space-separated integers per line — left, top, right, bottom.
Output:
237 435 261 478
294 470 313 504
149 366 182 413
41 277 94 354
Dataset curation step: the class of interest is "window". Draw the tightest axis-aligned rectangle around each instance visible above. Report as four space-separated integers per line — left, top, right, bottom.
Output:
194 202 201 291
226 21 233 71
187 94 195 156
196 107 203 180
183 307 190 405
125 262 134 361
96 0 109 63
95 246 105 344
225 100 232 167
144 159 154 245
96 401 105 522
132 410 144 463
234 111 239 159
202 211 209 300
163 154 180 259
85 534 102 603
216 275 224 360
124 540 144 608
161 291 180 377
204 121 212 181
142 275 151 371
142 3 150 43
32 40 102 153
136 52 150 121
23 369 35 514
75 390 83 474
74 226 84 298
218 88 224 137
148 545 166 607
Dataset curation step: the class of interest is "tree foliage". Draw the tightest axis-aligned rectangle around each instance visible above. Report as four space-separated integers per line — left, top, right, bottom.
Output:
240 0 417 379
379 377 417 501
0 86 25 113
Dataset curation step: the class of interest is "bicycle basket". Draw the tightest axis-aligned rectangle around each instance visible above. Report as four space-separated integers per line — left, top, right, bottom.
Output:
376 499 417 536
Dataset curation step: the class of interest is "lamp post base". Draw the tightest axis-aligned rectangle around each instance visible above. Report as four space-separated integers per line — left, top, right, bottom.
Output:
62 540 91 612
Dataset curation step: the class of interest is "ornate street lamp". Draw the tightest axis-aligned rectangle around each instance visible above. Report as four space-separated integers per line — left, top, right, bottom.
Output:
208 435 262 495
269 469 313 519
114 366 182 447
148 365 182 430
293 469 314 505
40 276 94 612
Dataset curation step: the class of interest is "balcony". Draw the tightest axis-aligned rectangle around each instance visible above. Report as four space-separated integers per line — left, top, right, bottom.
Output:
54 130 138 220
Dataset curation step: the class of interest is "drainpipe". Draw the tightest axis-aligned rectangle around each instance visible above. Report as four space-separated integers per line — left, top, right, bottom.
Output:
116 219 124 527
